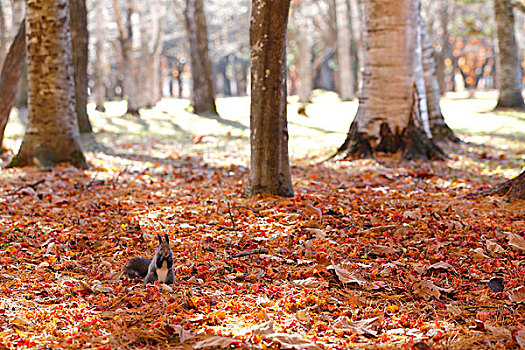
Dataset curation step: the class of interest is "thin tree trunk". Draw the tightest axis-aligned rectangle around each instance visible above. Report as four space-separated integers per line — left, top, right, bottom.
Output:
183 0 217 115
414 12 431 139
334 0 355 100
493 0 524 109
420 13 458 142
9 0 86 169
113 0 140 116
137 0 163 108
0 19 25 149
336 0 443 160
70 0 92 133
435 0 449 95
297 0 313 103
348 0 364 94
0 1 6 70
94 0 106 112
246 0 294 197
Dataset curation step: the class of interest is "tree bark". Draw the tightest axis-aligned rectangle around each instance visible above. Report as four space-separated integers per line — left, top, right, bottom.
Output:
348 0 364 94
70 0 92 133
94 0 106 112
0 1 6 70
246 0 294 197
420 13 458 142
0 19 25 150
8 0 86 169
183 0 217 115
493 0 525 109
336 0 443 160
297 0 313 103
137 0 164 108
334 0 355 100
113 0 140 116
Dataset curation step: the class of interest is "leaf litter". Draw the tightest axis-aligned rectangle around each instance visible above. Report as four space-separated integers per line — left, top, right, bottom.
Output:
0 129 524 349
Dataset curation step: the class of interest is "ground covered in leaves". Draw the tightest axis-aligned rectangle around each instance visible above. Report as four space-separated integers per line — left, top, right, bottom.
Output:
0 95 524 349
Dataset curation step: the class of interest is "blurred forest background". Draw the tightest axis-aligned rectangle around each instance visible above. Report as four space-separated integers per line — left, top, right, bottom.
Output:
0 0 523 123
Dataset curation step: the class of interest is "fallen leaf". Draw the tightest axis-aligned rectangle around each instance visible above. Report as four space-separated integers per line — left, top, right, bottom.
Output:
508 233 525 252
332 316 380 337
413 280 453 300
263 333 320 350
292 277 328 289
193 335 241 349
426 261 457 274
486 240 505 254
508 286 525 304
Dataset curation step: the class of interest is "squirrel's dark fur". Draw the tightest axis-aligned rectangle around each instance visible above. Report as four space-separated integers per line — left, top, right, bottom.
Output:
123 233 175 284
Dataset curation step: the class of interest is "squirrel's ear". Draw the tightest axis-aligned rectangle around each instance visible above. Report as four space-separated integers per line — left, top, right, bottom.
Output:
157 233 162 244
164 233 170 243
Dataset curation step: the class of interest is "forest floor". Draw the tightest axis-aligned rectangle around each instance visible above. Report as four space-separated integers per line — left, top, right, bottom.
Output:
0 93 524 349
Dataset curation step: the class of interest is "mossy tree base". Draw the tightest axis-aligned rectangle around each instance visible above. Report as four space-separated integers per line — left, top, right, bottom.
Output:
431 124 461 143
482 171 525 201
7 149 88 170
337 118 445 161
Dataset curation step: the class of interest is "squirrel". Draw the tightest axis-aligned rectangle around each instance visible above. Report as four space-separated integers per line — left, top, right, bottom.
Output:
123 233 175 284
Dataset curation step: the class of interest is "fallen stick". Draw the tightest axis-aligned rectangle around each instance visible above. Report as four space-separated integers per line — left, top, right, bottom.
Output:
11 179 45 194
231 249 268 258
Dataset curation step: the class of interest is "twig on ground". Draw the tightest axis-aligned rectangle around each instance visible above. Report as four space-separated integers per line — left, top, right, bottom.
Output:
231 249 268 258
226 200 236 229
112 165 129 184
86 170 100 188
11 179 45 194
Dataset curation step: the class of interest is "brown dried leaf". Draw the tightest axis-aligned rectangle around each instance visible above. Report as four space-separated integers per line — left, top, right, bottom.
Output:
332 316 380 337
508 286 525 304
508 233 525 252
486 240 505 254
263 332 320 350
292 277 329 289
426 261 457 274
193 335 240 349
413 280 453 300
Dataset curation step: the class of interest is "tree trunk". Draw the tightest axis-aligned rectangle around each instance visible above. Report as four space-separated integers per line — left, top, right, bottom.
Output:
297 0 313 103
0 19 25 150
8 0 86 169
137 0 163 108
113 0 140 116
420 13 458 142
94 0 106 112
70 0 92 133
334 0 355 100
0 1 6 70
435 0 449 95
348 0 364 94
183 0 217 115
246 0 294 197
336 0 443 160
493 0 524 109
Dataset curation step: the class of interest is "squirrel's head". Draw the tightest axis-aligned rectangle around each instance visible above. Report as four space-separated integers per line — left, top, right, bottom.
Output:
157 233 171 255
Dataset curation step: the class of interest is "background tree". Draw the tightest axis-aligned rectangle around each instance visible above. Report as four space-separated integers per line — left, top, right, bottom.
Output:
246 0 294 197
419 13 458 142
334 0 355 100
137 0 164 108
336 0 443 160
70 0 92 133
9 0 86 169
93 0 106 112
113 0 140 116
493 0 524 109
0 19 25 149
178 0 218 115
